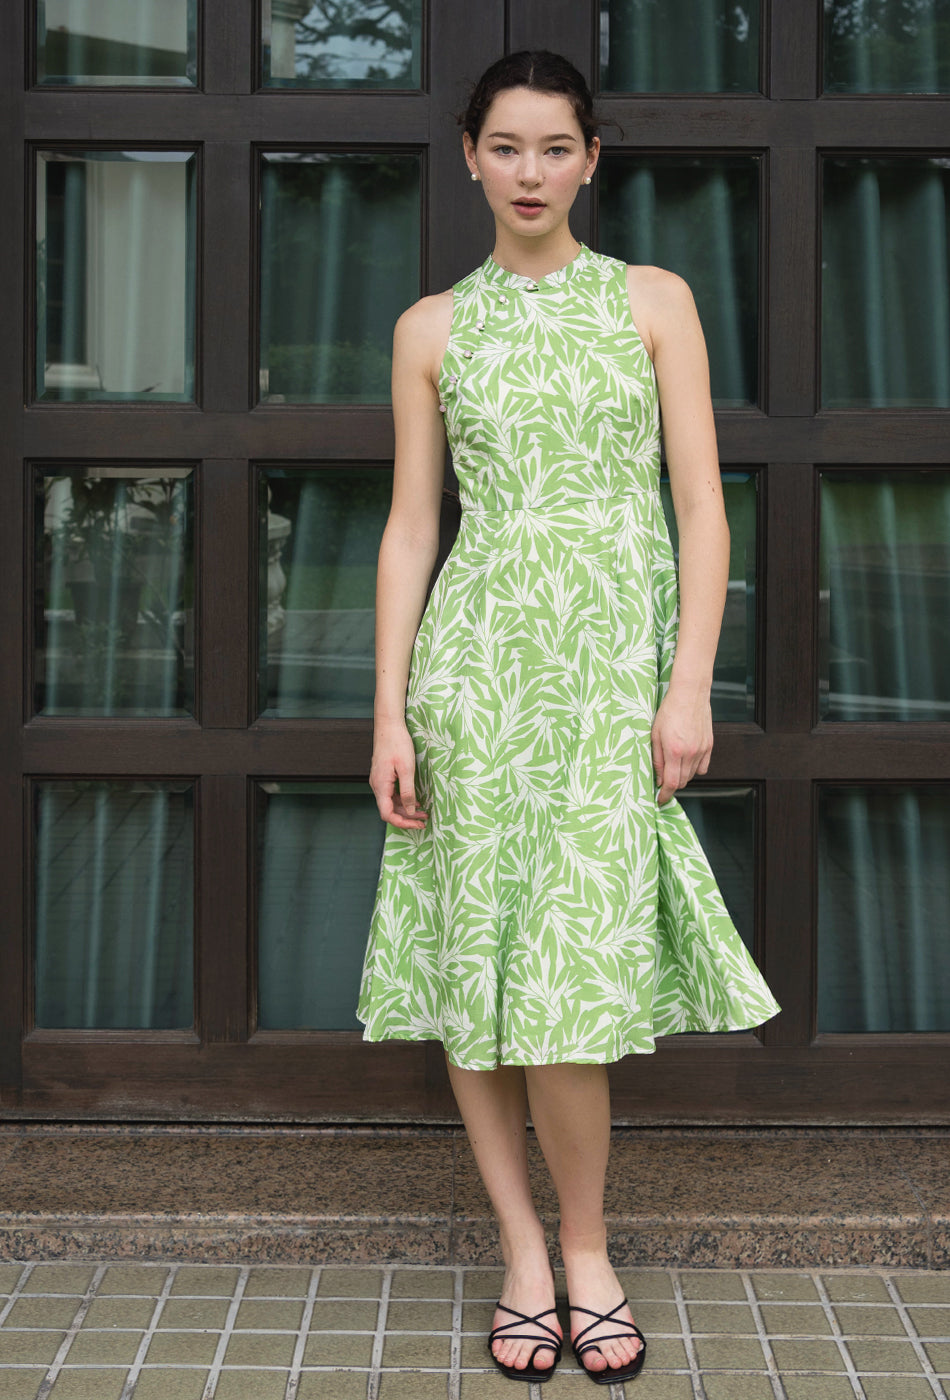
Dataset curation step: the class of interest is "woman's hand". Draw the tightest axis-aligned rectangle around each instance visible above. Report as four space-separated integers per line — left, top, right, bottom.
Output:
369 719 429 829
650 682 713 806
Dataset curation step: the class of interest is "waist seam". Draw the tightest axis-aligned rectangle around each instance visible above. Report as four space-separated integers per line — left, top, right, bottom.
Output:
460 487 660 515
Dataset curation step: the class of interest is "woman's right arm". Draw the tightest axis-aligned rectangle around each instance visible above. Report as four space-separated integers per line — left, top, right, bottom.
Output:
369 293 452 829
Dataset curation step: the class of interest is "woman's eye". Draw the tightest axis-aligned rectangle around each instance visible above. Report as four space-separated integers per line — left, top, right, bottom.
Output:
493 145 515 155
548 146 568 156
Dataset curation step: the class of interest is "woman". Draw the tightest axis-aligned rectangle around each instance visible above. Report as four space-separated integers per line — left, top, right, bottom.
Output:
358 50 780 1386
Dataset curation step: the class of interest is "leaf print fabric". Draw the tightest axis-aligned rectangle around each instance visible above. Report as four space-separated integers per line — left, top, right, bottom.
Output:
357 242 781 1069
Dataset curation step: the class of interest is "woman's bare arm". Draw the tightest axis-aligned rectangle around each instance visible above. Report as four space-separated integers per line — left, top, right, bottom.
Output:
627 266 729 805
369 291 452 828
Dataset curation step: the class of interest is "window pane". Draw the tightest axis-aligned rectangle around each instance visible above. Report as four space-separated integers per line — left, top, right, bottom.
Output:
819 471 950 720
257 783 385 1029
824 0 950 93
259 468 390 717
677 788 756 955
818 786 950 1031
600 0 760 93
662 470 757 722
599 156 759 407
37 0 197 86
822 157 950 408
36 150 197 403
35 468 195 717
34 782 194 1029
261 0 422 88
259 152 421 404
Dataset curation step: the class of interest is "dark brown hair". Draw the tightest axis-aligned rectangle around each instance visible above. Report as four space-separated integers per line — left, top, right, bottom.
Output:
458 50 603 150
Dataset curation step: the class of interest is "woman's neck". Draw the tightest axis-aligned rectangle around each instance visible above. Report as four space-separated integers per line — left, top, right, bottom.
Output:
489 229 582 282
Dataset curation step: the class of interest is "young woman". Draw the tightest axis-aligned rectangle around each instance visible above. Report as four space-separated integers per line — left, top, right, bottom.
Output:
358 50 780 1386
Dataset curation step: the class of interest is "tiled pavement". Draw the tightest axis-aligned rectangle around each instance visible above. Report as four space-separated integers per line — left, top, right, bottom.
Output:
0 1261 948 1400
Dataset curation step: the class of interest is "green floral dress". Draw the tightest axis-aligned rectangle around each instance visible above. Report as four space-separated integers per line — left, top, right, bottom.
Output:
357 242 781 1069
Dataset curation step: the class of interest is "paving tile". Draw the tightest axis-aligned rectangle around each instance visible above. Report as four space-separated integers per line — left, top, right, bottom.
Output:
386 1300 453 1331
48 1369 128 1400
299 1377 369 1400
627 1300 680 1333
679 1270 747 1301
81 1296 155 1330
0 1268 25 1295
244 1268 312 1298
5 1298 80 1329
0 1329 64 1364
462 1301 495 1332
906 1304 950 1336
380 1331 452 1367
98 1266 169 1296
309 1299 379 1332
639 1336 689 1368
303 1332 374 1366
834 1303 907 1335
923 1341 950 1371
704 1377 776 1400
462 1270 505 1299
751 1272 820 1301
617 1268 675 1299
21 1266 96 1296
759 1302 833 1336
234 1299 304 1331
145 1330 221 1365
66 1329 144 1364
159 1298 230 1329
685 1302 757 1333
389 1269 454 1299
317 1270 382 1299
169 1267 240 1297
377 1375 448 1398
861 1381 938 1400
770 1337 848 1371
223 1332 297 1366
551 1375 692 1399
783 1380 856 1400
692 1336 767 1369
128 1370 208 1400
460 1333 498 1368
224 1371 309 1400
895 1274 950 1304
823 1273 890 1302
845 1338 924 1372
460 1371 532 1398
0 1371 45 1400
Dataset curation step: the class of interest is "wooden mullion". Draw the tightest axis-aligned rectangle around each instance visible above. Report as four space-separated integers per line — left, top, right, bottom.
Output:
763 463 818 732
199 459 251 728
759 778 816 1046
765 148 818 416
202 144 253 413
196 773 249 1042
202 0 254 96
768 0 821 100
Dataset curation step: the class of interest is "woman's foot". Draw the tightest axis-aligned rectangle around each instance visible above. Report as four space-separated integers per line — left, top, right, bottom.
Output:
490 1264 562 1375
561 1239 644 1374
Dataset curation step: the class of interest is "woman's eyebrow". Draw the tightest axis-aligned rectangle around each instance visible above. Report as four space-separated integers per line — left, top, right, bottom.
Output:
485 131 578 141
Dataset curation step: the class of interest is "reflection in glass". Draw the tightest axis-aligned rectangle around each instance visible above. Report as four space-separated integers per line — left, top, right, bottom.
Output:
824 0 950 93
599 157 759 406
35 468 195 717
819 472 950 721
662 471 757 722
37 0 197 86
818 786 950 1031
36 150 196 402
259 152 421 403
257 784 386 1029
822 158 950 408
259 469 390 717
34 782 194 1029
600 0 759 92
677 788 756 955
261 0 422 88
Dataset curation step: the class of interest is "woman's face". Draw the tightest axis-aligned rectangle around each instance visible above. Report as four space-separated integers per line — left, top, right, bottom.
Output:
463 87 599 240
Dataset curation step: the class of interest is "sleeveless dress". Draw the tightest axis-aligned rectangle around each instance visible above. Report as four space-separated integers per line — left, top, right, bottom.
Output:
357 242 781 1070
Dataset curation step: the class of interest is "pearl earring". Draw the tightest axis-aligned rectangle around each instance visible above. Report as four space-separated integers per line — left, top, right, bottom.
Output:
583 176 592 185
471 172 480 181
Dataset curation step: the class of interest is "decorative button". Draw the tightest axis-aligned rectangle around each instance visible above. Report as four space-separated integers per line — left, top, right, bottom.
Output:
498 295 508 304
438 402 446 412
463 350 473 359
475 320 485 331
527 282 539 292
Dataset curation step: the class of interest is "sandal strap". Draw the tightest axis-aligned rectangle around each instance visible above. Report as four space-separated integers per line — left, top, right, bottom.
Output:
489 1303 563 1360
569 1297 641 1349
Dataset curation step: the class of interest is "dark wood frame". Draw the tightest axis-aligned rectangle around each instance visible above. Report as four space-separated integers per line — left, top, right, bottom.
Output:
1 0 948 1123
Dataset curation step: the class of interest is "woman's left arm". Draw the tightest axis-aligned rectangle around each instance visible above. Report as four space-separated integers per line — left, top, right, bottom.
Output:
636 268 729 806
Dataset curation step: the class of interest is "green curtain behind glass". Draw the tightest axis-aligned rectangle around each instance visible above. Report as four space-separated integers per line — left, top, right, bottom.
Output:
824 0 950 92
601 0 760 92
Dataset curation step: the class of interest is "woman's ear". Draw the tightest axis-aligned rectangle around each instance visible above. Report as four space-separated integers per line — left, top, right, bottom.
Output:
462 132 479 180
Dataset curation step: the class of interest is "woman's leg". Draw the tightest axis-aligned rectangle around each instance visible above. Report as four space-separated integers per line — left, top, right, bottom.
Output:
445 1057 561 1373
524 1063 644 1374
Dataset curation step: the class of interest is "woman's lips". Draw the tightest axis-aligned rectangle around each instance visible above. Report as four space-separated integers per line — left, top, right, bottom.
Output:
513 200 546 216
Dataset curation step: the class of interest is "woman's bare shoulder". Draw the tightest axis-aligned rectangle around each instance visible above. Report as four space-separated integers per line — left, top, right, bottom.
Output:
394 290 454 382
624 265 698 359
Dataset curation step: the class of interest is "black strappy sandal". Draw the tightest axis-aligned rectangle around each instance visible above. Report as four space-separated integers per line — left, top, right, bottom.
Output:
569 1297 647 1385
488 1302 563 1383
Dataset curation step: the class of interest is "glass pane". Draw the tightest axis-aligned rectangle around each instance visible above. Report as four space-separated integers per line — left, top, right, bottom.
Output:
260 152 420 404
37 0 197 86
34 781 194 1029
818 785 950 1031
36 150 196 403
600 0 759 93
261 0 422 88
599 156 759 407
662 470 757 722
259 468 390 717
257 783 385 1029
35 467 195 717
824 0 950 93
822 157 950 408
819 471 950 720
677 787 756 955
